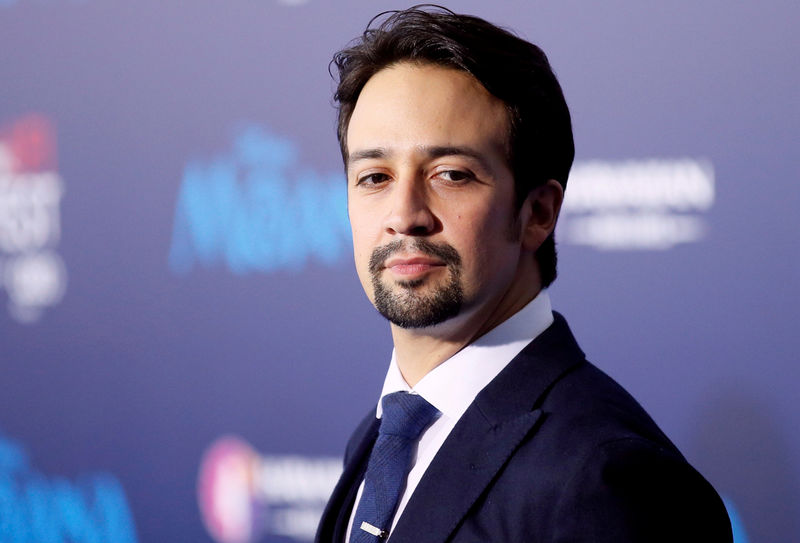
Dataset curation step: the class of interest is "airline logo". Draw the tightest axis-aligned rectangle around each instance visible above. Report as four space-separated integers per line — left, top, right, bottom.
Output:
198 436 341 543
0 114 66 324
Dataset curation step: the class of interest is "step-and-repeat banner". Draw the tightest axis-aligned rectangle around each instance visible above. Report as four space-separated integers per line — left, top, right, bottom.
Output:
1 1 797 541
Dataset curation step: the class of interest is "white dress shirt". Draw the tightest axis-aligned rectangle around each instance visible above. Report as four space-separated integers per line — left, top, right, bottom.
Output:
346 290 554 541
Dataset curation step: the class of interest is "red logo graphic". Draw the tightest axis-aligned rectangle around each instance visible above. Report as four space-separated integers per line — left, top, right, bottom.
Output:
0 114 57 173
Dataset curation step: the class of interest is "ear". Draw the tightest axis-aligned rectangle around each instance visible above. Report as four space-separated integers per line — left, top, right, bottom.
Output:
521 179 564 252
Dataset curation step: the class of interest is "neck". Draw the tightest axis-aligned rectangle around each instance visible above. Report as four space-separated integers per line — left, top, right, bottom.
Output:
391 264 542 387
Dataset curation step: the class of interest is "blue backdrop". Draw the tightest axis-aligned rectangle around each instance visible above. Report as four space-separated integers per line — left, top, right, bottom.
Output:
1 1 798 542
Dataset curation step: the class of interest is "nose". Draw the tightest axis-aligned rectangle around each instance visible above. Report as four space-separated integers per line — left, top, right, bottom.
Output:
383 175 437 236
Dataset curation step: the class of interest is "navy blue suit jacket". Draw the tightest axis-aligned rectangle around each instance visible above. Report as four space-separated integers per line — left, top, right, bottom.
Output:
317 314 732 542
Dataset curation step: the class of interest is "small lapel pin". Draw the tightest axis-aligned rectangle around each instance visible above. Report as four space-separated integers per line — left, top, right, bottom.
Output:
360 521 388 538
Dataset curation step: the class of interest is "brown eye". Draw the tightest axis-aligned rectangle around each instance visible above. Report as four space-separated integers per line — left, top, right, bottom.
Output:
437 170 473 183
357 173 390 186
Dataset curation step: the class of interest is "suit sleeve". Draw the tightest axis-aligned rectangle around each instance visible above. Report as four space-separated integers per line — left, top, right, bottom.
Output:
550 437 732 543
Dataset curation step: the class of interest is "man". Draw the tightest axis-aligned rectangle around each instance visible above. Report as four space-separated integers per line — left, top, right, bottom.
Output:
317 6 732 543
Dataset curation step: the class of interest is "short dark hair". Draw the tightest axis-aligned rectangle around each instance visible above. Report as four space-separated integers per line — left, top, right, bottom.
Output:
331 5 574 287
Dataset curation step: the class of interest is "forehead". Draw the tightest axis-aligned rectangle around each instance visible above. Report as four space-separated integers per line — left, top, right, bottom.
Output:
346 62 509 161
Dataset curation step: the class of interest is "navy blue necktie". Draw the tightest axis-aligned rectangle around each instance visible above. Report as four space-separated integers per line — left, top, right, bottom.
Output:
350 392 439 542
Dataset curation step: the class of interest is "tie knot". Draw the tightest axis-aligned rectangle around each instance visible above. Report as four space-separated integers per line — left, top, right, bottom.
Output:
379 392 439 439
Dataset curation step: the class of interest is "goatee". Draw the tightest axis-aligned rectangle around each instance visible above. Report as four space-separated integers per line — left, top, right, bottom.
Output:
369 239 463 328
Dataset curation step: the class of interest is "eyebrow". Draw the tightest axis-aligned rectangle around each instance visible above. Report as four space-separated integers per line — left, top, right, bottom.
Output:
347 145 492 171
348 148 389 163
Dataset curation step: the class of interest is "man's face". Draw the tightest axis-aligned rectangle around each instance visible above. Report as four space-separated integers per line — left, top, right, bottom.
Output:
346 62 524 329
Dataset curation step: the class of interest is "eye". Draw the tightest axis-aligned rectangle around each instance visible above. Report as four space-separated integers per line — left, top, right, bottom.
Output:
435 169 474 184
355 172 391 186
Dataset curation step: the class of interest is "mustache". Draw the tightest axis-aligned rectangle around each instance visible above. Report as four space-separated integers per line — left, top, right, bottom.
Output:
368 239 462 275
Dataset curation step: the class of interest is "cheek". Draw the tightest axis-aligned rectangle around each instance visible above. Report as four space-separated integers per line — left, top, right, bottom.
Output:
457 206 519 279
348 198 380 236
348 202 369 251
349 229 370 273
450 201 507 246
352 246 375 300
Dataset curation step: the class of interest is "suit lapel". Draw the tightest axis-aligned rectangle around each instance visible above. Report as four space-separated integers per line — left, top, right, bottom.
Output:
389 313 585 543
390 405 544 543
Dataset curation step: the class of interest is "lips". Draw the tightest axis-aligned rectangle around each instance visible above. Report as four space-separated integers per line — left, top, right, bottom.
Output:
384 255 443 268
383 255 446 276
369 240 462 276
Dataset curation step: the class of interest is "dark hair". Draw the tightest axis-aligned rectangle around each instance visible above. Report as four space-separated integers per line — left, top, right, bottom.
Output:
331 5 574 287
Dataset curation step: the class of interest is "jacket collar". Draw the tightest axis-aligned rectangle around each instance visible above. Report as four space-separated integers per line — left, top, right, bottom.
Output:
390 312 585 543
317 313 585 543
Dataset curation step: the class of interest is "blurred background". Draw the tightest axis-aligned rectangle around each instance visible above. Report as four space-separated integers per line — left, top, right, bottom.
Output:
1 1 797 541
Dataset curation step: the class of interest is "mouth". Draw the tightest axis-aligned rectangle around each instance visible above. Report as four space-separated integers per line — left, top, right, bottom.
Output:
369 240 461 280
383 255 447 278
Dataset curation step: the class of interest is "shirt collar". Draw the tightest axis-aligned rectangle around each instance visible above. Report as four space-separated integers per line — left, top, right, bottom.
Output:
376 290 554 420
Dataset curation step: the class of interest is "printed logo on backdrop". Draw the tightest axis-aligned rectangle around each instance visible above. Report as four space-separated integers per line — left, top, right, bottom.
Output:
169 124 350 275
198 436 340 543
0 430 138 542
558 159 715 250
0 114 67 324
169 124 715 276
